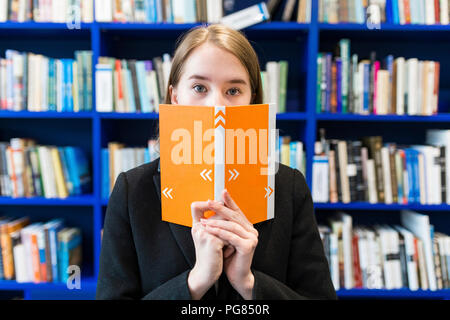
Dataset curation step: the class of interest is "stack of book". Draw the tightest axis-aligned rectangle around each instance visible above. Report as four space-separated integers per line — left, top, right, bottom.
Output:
312 129 449 205
0 216 82 284
0 50 93 112
95 54 171 113
0 0 94 23
0 138 91 199
319 211 450 291
261 60 289 114
317 39 440 115
392 0 450 25
318 0 387 24
278 135 305 175
102 139 159 199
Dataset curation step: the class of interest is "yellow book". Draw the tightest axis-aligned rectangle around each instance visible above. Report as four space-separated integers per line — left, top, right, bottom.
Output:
281 136 290 167
51 147 68 198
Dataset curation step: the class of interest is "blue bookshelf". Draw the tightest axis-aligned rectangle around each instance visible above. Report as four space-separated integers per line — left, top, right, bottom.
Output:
0 0 449 300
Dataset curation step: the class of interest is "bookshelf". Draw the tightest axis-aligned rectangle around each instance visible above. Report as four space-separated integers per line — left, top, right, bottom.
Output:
0 0 449 300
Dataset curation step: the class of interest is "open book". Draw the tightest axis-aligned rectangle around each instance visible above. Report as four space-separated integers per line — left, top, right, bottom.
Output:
159 103 277 227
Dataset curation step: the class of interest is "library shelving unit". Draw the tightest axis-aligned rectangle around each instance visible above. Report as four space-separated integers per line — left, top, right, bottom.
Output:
0 0 449 300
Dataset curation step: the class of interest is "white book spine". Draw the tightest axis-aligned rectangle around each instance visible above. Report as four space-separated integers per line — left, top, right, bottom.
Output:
329 233 339 290
220 2 270 30
396 57 405 115
381 147 393 204
440 0 449 24
82 0 94 22
312 155 329 203
95 64 113 112
95 0 113 22
266 61 280 113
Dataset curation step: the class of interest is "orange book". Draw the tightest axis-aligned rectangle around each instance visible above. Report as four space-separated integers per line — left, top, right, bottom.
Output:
159 104 276 227
30 228 41 283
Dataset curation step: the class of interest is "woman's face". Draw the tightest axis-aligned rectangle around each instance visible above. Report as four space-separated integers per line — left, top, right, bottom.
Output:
170 43 253 106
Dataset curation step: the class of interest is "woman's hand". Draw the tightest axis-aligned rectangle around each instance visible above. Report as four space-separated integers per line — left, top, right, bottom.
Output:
188 200 226 300
201 189 258 300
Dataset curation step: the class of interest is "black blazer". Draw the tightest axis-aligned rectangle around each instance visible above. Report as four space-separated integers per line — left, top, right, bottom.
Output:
96 158 337 300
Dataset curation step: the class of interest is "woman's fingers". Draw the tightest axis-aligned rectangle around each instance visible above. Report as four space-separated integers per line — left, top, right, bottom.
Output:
201 218 250 240
203 223 258 254
191 201 212 223
207 200 258 237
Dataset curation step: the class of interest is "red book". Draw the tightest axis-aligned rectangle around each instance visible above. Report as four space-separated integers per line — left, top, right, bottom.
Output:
434 0 440 24
404 0 411 24
352 233 363 288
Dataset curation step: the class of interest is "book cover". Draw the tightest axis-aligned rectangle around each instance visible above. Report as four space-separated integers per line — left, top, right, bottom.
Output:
159 103 276 227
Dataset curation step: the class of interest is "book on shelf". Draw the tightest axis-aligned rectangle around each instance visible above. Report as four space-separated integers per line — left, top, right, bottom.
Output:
278 135 306 176
94 0 311 24
261 60 289 114
318 0 387 24
392 0 450 25
95 54 171 113
317 39 441 115
312 129 449 205
0 0 94 23
0 50 93 112
0 216 81 284
103 139 159 198
318 210 450 291
0 138 91 199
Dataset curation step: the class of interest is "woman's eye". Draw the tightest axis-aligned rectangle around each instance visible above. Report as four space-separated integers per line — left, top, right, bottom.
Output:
193 85 207 93
227 88 241 96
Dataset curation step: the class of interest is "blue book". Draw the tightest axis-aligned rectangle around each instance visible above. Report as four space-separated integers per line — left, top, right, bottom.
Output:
58 147 73 196
391 0 399 24
289 141 297 170
58 228 82 284
101 148 110 200
43 218 65 283
48 59 56 111
64 147 91 195
404 149 414 203
363 62 370 114
136 61 151 113
184 0 197 23
144 149 150 163
146 0 157 22
67 60 74 112
62 59 69 112
124 66 136 113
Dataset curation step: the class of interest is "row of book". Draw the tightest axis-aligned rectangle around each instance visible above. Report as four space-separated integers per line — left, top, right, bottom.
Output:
319 0 387 24
0 138 91 199
319 211 450 290
317 39 440 115
392 0 450 25
94 0 312 24
0 216 82 284
0 0 94 23
0 50 93 112
261 61 289 114
102 140 159 198
96 56 290 114
278 136 306 176
312 129 450 205
95 55 171 113
319 0 450 25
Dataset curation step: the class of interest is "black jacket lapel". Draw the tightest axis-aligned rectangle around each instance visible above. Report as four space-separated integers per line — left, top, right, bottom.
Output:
153 164 196 269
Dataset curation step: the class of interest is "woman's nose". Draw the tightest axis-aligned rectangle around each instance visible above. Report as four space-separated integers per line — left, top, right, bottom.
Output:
205 90 227 106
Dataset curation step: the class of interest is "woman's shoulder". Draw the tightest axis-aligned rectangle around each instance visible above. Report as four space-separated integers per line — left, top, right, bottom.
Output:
122 157 160 188
275 162 309 196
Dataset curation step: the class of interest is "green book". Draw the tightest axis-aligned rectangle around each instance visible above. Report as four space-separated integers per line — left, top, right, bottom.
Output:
316 53 323 114
278 60 288 113
339 39 350 113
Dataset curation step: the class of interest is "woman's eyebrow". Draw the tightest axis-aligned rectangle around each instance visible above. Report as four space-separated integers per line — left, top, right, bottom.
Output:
188 74 247 85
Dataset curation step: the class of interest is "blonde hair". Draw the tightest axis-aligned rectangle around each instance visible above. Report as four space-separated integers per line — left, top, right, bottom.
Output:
164 24 263 104
153 24 264 154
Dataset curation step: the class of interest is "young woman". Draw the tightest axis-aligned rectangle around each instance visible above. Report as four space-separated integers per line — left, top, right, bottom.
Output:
96 24 336 300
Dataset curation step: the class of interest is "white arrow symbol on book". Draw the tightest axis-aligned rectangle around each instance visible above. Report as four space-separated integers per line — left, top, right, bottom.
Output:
228 169 239 181
162 187 173 199
265 186 273 198
200 169 212 181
